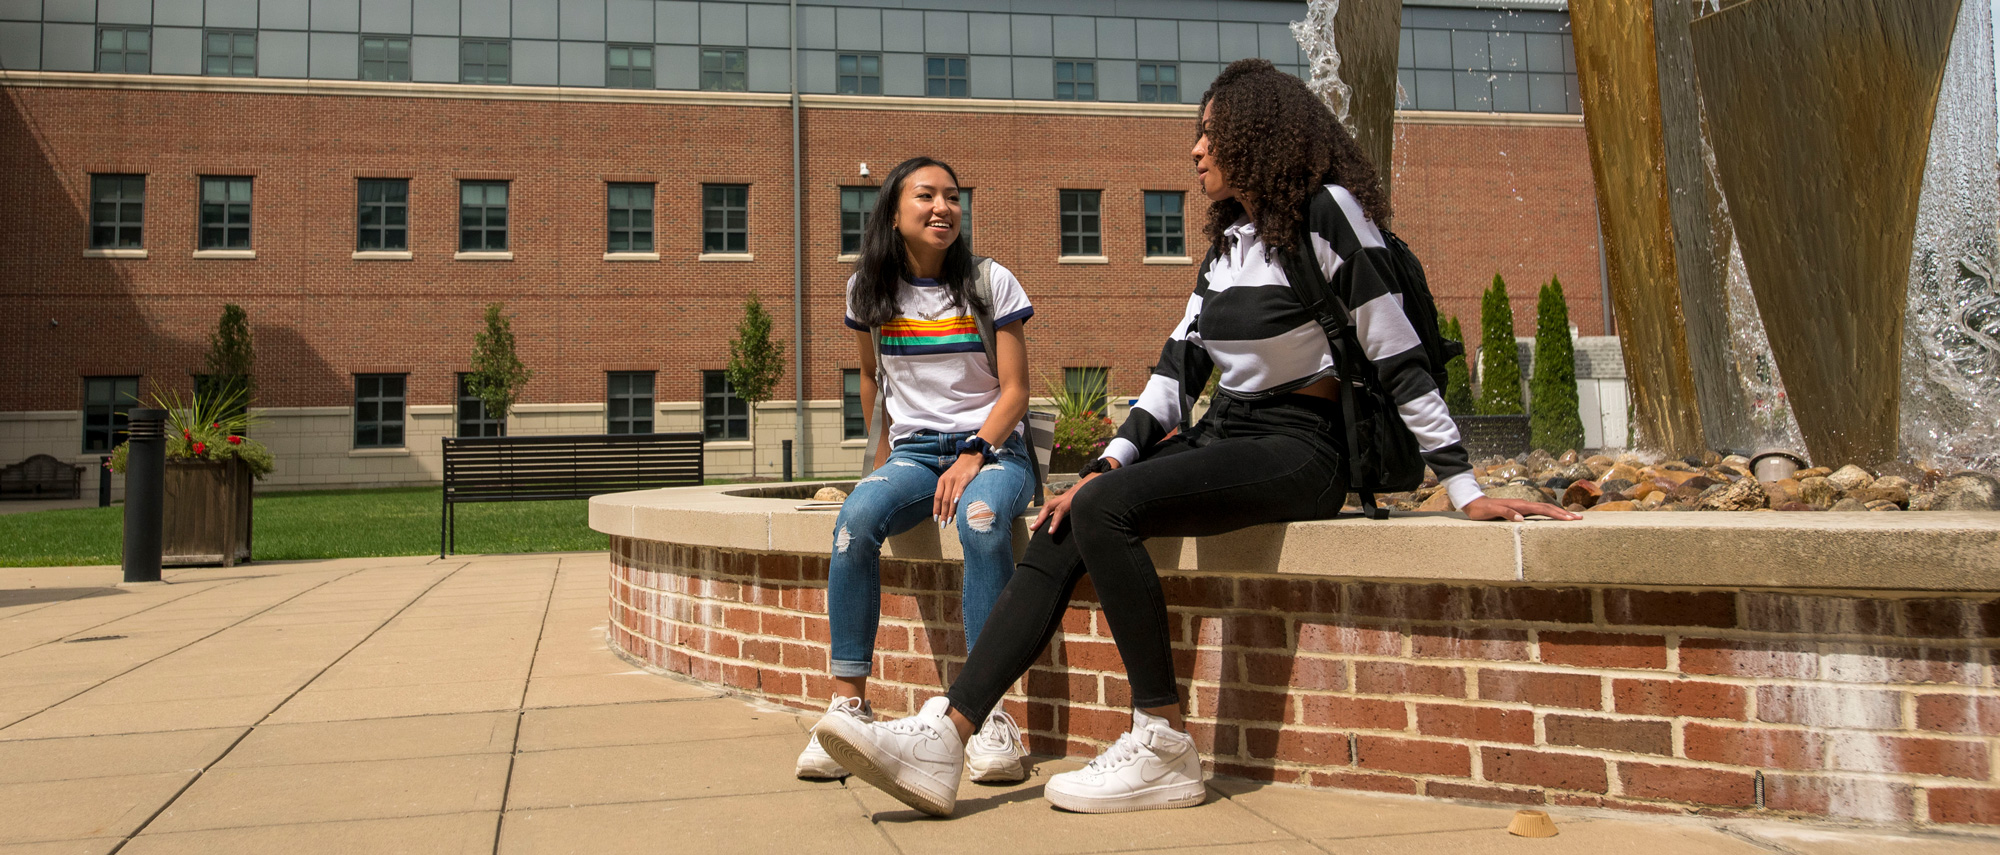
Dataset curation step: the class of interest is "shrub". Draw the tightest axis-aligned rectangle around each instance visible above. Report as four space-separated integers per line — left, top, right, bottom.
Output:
1530 277 1585 453
202 303 254 417
726 294 786 475
1044 371 1114 463
466 303 534 435
1441 314 1475 415
109 382 274 478
1477 274 1525 415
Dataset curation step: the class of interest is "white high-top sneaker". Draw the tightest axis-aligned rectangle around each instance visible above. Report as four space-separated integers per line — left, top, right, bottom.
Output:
813 695 966 816
1043 708 1206 813
796 696 872 780
966 709 1030 783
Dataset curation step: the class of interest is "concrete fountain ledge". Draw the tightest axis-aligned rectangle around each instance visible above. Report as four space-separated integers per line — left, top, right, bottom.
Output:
589 482 2000 592
593 482 2000 828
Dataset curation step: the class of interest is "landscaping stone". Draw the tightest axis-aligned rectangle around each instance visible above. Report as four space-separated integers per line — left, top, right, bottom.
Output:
1484 484 1555 503
812 487 847 502
1829 497 1869 512
1827 465 1875 491
1798 476 1838 509
1586 499 1637 512
1698 477 1769 511
1935 471 2000 511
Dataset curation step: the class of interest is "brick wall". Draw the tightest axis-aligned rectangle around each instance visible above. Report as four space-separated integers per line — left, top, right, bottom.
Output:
609 537 2000 828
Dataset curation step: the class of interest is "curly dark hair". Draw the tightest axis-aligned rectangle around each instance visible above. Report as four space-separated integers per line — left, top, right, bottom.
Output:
1198 58 1391 256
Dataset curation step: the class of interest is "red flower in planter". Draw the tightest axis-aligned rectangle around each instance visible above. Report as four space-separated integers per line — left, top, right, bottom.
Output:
192 441 207 455
182 429 192 440
210 423 220 429
227 435 243 445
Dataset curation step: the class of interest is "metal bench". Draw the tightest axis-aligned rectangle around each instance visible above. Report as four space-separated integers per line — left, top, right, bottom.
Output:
440 432 705 556
0 454 85 500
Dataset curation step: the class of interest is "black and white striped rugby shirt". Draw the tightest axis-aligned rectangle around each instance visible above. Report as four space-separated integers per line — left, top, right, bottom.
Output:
1099 184 1484 510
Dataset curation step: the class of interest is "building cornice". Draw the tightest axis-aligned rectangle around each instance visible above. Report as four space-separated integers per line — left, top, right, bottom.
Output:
0 71 1585 127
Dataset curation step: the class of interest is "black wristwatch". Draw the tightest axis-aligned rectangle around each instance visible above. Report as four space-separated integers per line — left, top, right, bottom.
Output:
1078 457 1116 479
955 435 997 464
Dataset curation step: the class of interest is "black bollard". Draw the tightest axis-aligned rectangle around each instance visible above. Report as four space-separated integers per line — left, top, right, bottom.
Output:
782 439 793 482
98 455 111 507
122 408 166 584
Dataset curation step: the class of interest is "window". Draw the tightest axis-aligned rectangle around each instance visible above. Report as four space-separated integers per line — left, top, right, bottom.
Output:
361 36 411 81
838 186 877 255
702 370 747 440
702 184 747 254
459 181 509 251
1138 62 1178 103
97 27 150 73
1144 191 1185 257
461 39 510 84
357 178 409 251
607 372 655 435
82 376 139 452
1397 22 1579 114
1054 60 1095 101
90 175 145 249
959 188 973 251
842 369 864 440
456 374 503 437
608 44 653 89
1059 190 1101 257
700 48 746 91
1065 367 1110 418
204 30 254 76
198 176 251 250
354 374 406 448
607 183 654 253
925 55 967 98
837 53 880 95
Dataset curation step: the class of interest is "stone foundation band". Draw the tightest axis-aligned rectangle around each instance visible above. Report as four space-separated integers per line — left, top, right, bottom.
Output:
801 58 1580 818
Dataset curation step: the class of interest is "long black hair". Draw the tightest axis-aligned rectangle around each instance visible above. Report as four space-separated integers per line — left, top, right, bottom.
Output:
849 156 984 328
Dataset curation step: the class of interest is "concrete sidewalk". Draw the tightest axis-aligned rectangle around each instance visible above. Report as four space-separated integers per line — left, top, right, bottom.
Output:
0 556 1994 855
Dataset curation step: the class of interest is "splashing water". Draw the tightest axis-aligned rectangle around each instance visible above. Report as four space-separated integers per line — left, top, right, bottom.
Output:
1902 0 2000 471
1291 0 1354 133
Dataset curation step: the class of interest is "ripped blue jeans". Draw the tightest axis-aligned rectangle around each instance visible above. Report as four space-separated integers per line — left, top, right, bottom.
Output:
827 430 1034 678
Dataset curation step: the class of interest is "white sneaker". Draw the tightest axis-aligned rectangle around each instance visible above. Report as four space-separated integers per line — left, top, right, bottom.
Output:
796 696 871 780
966 709 1030 783
1043 708 1206 813
813 695 965 816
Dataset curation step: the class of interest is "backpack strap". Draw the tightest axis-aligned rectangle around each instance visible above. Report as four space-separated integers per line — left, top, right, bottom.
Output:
967 256 1047 503
863 325 891 469
1277 210 1389 520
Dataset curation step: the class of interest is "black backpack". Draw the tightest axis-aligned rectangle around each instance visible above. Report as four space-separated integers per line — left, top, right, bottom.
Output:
1275 200 1465 519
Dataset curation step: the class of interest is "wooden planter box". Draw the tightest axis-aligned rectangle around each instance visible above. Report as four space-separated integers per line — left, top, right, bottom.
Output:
1454 414 1533 460
164 458 253 567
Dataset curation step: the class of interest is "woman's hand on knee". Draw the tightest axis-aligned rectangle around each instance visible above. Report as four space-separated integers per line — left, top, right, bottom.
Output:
933 454 984 524
1032 467 1108 534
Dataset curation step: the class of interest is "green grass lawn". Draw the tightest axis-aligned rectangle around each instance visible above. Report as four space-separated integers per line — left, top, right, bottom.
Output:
0 486 607 567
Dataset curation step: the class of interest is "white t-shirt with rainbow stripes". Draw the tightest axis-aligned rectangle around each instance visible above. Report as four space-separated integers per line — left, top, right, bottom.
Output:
844 264 1034 442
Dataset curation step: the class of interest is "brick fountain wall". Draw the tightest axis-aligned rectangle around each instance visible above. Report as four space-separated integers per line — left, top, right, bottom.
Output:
608 536 2000 828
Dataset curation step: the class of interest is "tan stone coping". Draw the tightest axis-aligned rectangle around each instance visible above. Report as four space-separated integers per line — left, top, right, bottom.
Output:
590 482 2000 592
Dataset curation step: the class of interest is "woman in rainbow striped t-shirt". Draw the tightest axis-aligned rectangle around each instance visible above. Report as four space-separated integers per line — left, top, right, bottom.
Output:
794 156 1037 784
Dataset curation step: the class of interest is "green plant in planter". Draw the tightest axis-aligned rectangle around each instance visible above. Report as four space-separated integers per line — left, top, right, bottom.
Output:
1044 370 1114 470
1477 274 1525 416
1441 314 1475 415
1530 277 1585 454
109 382 275 478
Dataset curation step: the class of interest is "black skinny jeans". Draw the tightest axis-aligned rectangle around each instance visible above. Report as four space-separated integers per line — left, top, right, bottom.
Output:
946 393 1348 721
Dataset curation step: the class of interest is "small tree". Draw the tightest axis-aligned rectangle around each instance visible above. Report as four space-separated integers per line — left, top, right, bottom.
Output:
1530 277 1585 453
1476 274 1525 415
203 303 255 419
466 302 534 436
1441 315 1476 415
725 294 786 476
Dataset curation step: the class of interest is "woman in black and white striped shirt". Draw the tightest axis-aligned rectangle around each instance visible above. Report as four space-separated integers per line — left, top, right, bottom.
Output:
812 58 1578 819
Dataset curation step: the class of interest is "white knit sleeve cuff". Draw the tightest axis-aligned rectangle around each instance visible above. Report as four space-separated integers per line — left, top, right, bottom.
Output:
1443 472 1485 510
1100 437 1140 469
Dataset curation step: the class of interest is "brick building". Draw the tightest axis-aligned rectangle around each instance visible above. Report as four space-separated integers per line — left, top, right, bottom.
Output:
0 0 1601 489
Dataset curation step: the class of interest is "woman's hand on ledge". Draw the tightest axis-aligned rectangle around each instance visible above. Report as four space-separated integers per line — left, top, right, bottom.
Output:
1461 495 1583 522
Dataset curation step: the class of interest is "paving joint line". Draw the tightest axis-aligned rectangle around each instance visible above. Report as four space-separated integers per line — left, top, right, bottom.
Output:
1194 784 1324 853
0 575 256 663
0 586 124 624
1717 824 1803 854
101 560 472 854
494 559 564 855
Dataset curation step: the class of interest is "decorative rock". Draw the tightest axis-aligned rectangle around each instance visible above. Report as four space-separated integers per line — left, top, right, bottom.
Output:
1583 455 1616 478
1485 484 1555 503
1795 466 1833 480
1775 501 1819 512
1604 464 1642 484
1662 459 1697 472
1910 493 1939 511
1557 449 1581 466
1416 489 1456 512
1846 484 1910 509
1829 497 1869 512
1638 492 1665 510
1559 463 1596 483
1720 454 1753 470
1826 465 1875 492
1598 478 1637 496
1797 476 1838 509
1489 461 1527 481
1561 480 1602 508
1866 499 1902 512
813 487 848 502
1934 471 2000 511
1653 469 1702 487
1598 491 1631 504
1697 477 1769 511
1588 500 1637 512
1763 478 1802 506
1873 475 1913 492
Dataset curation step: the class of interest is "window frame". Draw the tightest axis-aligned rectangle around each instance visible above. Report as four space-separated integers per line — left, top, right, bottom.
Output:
198 175 252 250
702 370 748 441
836 52 881 95
81 376 140 453
97 26 150 74
460 38 511 85
459 180 510 252
841 369 864 440
1144 191 1186 258
203 29 255 77
606 182 655 253
1138 62 1178 103
455 373 504 437
357 178 409 252
959 187 973 251
606 371 656 435
1054 59 1096 101
838 186 877 256
699 47 747 91
607 43 654 89
353 373 408 449
1059 189 1102 257
360 35 412 82
924 54 968 98
89 174 145 250
701 183 748 255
